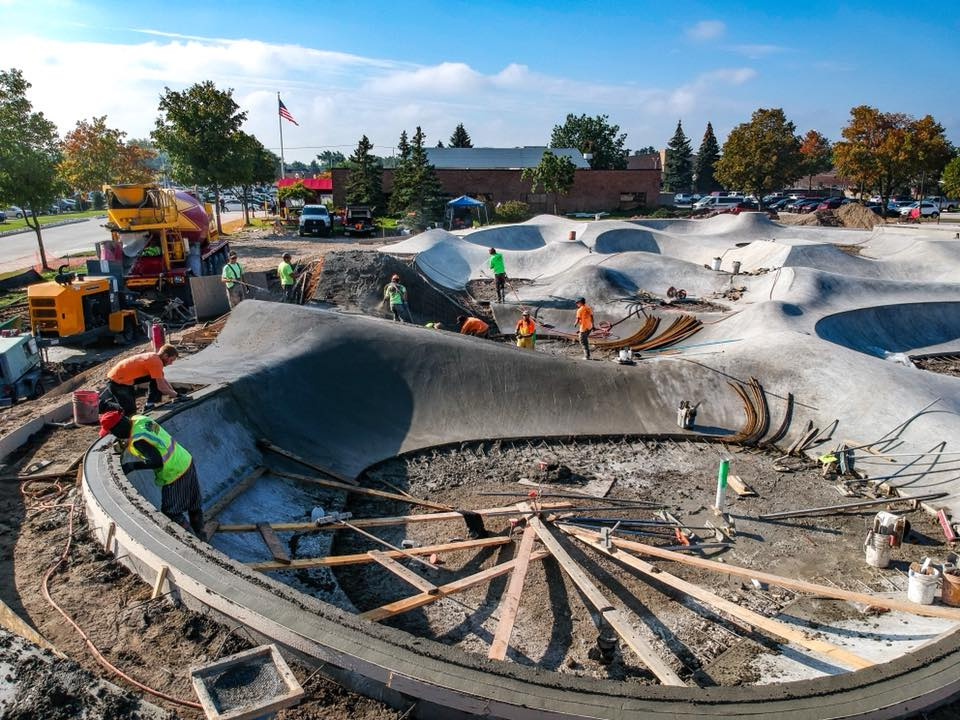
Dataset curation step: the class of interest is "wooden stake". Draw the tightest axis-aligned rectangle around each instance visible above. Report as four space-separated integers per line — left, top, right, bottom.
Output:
151 565 169 600
257 523 291 564
368 550 438 594
257 439 358 485
727 475 757 497
558 524 960 621
271 469 453 513
202 466 267 538
488 525 537 661
360 551 550 622
248 536 511 571
565 528 874 670
528 515 685 686
103 521 116 553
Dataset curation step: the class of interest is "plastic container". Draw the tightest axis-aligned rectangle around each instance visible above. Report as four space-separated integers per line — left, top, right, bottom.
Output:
712 257 722 271
150 322 166 352
72 390 99 425
731 260 742 274
908 566 940 605
863 531 892 568
942 570 960 607
568 230 577 241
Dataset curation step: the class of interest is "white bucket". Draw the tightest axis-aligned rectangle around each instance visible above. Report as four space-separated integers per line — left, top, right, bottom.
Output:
908 567 940 605
712 257 722 271
731 260 742 275
864 531 892 568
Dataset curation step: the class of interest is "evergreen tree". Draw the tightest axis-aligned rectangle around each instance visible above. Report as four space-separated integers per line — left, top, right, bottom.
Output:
436 140 444 148
449 123 473 148
388 130 412 214
345 134 382 208
663 120 693 192
694 122 721 194
400 127 444 226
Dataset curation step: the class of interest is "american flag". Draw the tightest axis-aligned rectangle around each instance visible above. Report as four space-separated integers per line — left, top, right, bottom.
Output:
278 98 298 126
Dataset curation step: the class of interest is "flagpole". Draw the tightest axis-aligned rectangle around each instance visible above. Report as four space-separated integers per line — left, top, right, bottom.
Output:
278 91 286 179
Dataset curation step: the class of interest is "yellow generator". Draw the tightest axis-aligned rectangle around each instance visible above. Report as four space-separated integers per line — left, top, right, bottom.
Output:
27 266 139 345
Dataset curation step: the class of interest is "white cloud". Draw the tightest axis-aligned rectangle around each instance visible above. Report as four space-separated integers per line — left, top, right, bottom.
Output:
728 43 789 59
0 32 759 159
686 20 726 41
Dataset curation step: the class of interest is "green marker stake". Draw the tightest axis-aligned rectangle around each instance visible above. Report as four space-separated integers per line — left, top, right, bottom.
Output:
715 459 729 511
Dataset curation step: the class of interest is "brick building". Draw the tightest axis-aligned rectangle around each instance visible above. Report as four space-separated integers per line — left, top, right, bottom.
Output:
331 147 662 214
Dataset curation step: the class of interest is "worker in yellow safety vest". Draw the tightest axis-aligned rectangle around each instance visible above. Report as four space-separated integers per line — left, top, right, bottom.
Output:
100 410 206 540
515 310 536 350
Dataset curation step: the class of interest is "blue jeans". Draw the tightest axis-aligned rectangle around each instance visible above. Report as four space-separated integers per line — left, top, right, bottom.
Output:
391 303 412 323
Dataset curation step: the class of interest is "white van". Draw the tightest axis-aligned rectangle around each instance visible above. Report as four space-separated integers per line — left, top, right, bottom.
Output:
693 195 744 212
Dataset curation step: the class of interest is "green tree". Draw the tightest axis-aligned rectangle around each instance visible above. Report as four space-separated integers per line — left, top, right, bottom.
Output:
798 130 832 190
694 122 721 194
942 156 960 198
152 80 247 233
663 120 693 192
129 138 169 183
317 150 346 169
398 127 444 226
277 180 312 205
61 116 156 196
345 134 382 208
449 123 473 148
0 68 65 269
521 149 577 215
550 113 627 170
715 108 803 207
228 133 278 224
634 146 657 155
388 131 413 215
833 106 952 210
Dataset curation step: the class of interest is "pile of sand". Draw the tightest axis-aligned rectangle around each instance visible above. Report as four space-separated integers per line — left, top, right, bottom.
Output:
837 203 881 229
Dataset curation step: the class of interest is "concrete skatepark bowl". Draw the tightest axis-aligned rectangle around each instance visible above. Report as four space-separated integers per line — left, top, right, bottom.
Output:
81 214 960 718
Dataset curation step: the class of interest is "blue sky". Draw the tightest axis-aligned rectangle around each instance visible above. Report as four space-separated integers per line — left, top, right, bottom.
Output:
2 0 957 162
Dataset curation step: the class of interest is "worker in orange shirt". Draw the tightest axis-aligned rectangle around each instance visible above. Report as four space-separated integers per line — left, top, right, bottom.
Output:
574 297 594 359
515 310 536 350
457 315 489 337
102 344 183 415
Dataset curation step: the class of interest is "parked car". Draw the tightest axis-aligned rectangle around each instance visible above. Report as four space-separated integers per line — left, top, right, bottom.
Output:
692 195 745 212
728 200 760 215
899 201 940 218
924 196 959 211
343 205 377 236
673 193 701 205
298 204 332 237
797 198 827 213
4 206 31 219
816 196 852 210
0 210 6 223
768 198 793 211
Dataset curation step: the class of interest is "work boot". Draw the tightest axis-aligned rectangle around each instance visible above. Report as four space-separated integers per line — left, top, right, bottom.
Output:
143 402 156 411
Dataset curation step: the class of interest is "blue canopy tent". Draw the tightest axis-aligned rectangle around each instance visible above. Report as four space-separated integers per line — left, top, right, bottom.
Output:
445 195 489 230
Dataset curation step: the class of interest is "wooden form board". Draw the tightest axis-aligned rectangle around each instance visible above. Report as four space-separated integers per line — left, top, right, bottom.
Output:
258 439 358 485
0 597 63 657
727 475 757 497
271 469 452 512
248 536 511 571
527 515 685 686
216 502 571 533
203 466 267 537
557 524 960 621
488 525 537 660
368 550 438 594
563 527 874 670
360 551 550 622
257 523 291 564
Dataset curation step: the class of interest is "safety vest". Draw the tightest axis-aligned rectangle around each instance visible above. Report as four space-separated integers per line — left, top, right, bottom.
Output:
516 317 536 337
222 262 243 289
128 415 193 487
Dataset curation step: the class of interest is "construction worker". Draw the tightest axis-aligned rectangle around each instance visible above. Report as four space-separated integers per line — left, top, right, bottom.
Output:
425 321 444 330
383 274 412 323
458 315 489 337
99 410 206 540
278 252 296 303
488 247 506 303
103 345 182 415
574 297 594 359
222 251 245 308
515 310 536 350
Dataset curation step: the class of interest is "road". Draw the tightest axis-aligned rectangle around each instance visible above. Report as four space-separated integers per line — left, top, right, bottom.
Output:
0 212 245 273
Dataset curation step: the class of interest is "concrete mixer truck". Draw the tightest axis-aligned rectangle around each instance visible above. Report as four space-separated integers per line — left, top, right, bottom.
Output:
27 184 231 345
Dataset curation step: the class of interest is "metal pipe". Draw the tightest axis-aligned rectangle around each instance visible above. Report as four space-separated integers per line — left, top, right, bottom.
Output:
758 492 947 520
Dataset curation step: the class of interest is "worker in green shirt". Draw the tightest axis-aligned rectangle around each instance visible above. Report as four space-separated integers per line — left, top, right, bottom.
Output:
278 252 296 303
383 273 412 323
221 251 245 308
488 247 506 303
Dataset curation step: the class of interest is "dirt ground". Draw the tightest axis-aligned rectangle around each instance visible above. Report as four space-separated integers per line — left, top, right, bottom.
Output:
913 355 960 379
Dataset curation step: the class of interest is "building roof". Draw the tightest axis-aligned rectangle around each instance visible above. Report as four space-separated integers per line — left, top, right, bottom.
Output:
626 153 662 171
425 147 589 170
276 177 333 191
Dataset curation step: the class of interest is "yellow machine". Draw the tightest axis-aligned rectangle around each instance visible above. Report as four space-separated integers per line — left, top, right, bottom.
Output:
28 267 138 345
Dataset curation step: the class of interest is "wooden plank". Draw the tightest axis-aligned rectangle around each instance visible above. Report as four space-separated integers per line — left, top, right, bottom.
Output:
271 470 452 513
248 536 511 571
257 523 291 564
103 521 116 553
258 439 358 485
564 527 874 670
216 502 572 532
368 550 438 594
151 565 169 600
0 597 64 657
488 525 537 660
360 551 550 622
528 515 685 686
558 524 960 621
202 466 267 538
727 475 757 497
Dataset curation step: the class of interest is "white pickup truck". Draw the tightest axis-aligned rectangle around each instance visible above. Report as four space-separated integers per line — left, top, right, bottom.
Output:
925 196 959 211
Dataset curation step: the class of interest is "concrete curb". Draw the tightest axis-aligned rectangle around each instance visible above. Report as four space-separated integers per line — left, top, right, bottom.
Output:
0 400 73 464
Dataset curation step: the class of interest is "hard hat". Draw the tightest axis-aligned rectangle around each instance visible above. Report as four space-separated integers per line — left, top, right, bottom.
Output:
522 310 530 315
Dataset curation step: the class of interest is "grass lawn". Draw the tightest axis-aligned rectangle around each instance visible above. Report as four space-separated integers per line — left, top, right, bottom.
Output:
0 209 104 232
